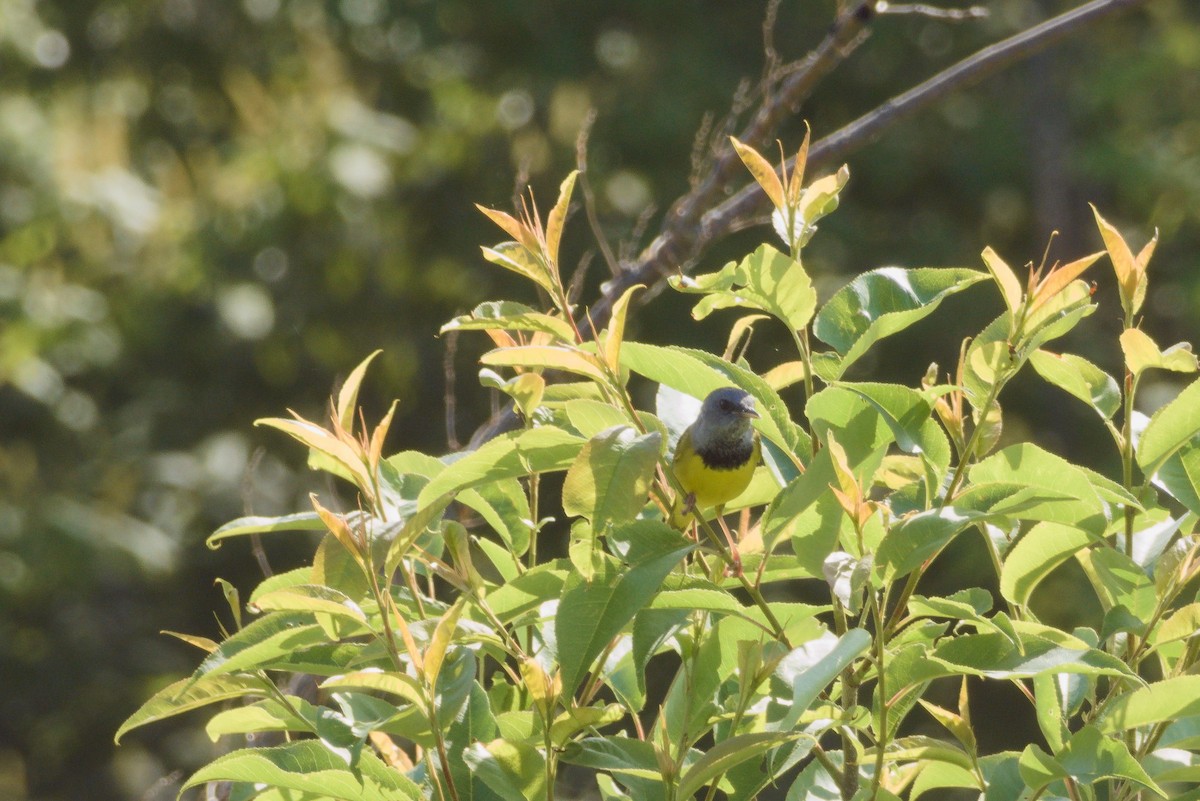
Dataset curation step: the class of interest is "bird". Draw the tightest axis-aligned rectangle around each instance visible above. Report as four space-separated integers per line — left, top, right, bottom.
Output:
669 387 762 570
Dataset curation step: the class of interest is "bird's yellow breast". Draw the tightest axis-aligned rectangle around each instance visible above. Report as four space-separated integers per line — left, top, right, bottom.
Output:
671 427 760 514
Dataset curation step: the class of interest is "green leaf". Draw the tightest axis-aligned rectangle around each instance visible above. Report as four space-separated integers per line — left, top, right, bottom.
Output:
460 478 532 557
1152 602 1200 648
980 247 1023 327
312 534 367 604
335 349 382 433
463 739 547 801
444 682 501 800
797 164 850 229
441 301 576 342
1032 674 1068 752
1000 522 1097 608
1153 435 1200 515
555 521 693 695
564 398 635 438
812 267 985 376
1096 676 1200 732
677 732 807 799
911 759 981 800
648 586 749 617
190 612 329 683
546 170 578 267
673 243 817 334
1121 327 1198 376
1076 546 1156 626
207 512 325 549
481 241 554 293
549 704 625 747
247 567 312 604
775 629 872 732
115 674 265 744
1138 377 1200 477
321 669 425 708
480 344 609 383
1022 279 1097 350
760 449 840 578
908 588 994 619
621 341 809 458
833 382 933 455
483 562 570 624
181 741 421 800
1019 725 1163 797
204 696 315 740
969 444 1113 532
418 426 585 506
600 283 642 374
255 416 373 492
930 628 1133 680
562 425 662 529
877 506 992 576
561 736 672 801
250 585 369 625
1029 350 1121 419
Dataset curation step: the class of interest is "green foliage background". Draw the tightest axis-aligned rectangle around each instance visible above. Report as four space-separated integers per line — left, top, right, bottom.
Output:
1 0 1199 798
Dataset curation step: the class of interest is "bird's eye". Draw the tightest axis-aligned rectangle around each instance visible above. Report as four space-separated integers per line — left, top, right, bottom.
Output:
719 399 734 412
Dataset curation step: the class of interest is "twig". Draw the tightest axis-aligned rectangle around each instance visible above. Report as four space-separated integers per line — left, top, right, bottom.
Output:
241 446 272 578
576 110 622 277
443 330 460 451
876 2 988 20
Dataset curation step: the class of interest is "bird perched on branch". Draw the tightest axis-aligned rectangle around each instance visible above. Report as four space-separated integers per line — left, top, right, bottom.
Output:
670 387 761 569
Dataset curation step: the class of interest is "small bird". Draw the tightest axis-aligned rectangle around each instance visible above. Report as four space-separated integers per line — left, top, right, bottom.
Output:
669 388 762 566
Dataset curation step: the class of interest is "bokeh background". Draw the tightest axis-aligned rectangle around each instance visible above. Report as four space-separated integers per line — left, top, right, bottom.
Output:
2 0 1199 798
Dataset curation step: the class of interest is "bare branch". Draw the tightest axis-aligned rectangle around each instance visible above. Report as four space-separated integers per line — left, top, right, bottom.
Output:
575 109 622 277
466 0 1148 447
443 330 460 451
586 0 1149 335
876 2 988 20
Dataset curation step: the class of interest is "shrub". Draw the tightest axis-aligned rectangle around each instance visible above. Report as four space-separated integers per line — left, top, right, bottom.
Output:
119 137 1200 801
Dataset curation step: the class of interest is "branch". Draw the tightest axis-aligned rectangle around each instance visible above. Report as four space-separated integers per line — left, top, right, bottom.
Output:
468 0 1147 447
587 0 1149 334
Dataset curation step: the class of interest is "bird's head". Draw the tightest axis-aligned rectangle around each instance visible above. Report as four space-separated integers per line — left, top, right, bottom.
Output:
699 387 759 426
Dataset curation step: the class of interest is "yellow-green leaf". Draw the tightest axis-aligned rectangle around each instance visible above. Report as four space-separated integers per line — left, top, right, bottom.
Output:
730 136 785 210
477 205 537 252
336 350 382 433
981 246 1023 328
600 284 643 373
1121 328 1198 376
546 170 578 267
1031 252 1103 310
481 344 610 384
481 241 555 293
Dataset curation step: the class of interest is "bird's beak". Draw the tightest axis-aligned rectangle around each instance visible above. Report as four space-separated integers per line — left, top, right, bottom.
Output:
740 403 759 419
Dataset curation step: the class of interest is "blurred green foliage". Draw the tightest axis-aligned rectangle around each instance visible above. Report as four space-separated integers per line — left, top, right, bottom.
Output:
0 0 1197 798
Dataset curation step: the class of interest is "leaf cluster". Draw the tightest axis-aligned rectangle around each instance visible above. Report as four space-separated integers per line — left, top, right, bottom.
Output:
120 142 1200 801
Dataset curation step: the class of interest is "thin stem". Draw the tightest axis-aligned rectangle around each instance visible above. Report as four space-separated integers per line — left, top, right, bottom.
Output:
789 326 817 430
1121 370 1137 559
868 593 888 801
811 743 846 787
840 670 861 801
429 701 463 801
528 472 541 570
696 515 796 647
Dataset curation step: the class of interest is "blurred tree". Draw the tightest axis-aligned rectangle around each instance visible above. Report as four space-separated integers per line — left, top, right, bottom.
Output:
0 0 1196 798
